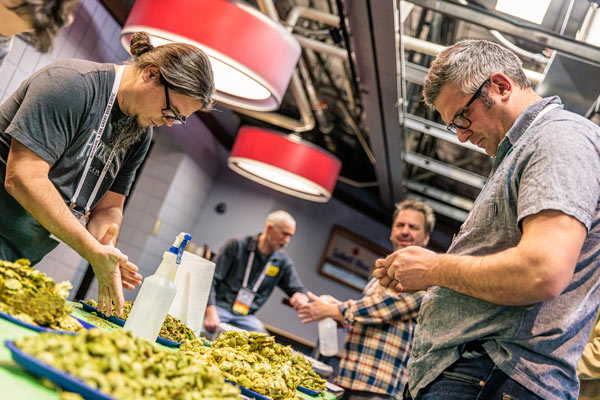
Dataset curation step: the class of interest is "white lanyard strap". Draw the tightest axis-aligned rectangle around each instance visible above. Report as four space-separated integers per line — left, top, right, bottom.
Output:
531 103 560 127
70 66 124 212
242 238 273 292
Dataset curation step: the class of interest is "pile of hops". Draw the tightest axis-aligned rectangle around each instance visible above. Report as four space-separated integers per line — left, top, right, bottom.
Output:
16 329 240 400
180 330 326 399
86 299 200 343
0 258 82 332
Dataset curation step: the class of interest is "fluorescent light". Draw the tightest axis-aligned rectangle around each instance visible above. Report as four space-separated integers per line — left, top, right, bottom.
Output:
495 0 551 24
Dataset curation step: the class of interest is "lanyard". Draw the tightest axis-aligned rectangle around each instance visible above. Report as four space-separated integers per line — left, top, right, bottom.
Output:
69 66 124 215
242 237 274 293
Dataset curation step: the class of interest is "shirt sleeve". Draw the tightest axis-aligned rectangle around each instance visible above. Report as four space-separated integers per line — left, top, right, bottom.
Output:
277 258 307 297
517 118 600 231
208 239 238 306
5 67 89 166
339 291 423 325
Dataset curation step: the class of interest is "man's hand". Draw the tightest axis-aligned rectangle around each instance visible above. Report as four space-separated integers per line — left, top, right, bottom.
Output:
373 246 437 293
297 292 343 323
91 223 140 317
289 292 309 310
98 224 142 291
204 305 221 333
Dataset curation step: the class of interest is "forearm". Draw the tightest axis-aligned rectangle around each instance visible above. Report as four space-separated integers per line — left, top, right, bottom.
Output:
87 206 123 244
6 174 100 260
432 247 562 305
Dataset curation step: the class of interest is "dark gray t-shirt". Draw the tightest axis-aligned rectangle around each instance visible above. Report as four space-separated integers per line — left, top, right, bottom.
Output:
408 97 600 400
0 59 152 263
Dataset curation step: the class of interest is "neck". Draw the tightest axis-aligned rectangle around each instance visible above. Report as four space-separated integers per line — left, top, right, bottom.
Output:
503 89 543 132
115 65 133 115
257 233 271 255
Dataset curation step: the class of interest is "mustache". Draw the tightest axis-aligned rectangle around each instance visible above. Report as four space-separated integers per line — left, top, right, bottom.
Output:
108 113 146 154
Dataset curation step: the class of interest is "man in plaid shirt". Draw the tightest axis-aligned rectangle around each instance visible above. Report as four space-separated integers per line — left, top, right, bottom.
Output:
298 200 435 399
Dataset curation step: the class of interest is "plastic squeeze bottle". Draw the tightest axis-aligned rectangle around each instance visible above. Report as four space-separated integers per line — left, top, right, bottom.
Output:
318 318 339 357
123 232 192 341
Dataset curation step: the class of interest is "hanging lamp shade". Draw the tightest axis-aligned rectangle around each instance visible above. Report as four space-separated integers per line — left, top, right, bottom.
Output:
121 0 301 111
228 126 341 202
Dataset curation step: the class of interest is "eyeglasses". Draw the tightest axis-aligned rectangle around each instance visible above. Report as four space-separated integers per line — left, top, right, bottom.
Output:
446 78 490 133
161 83 186 125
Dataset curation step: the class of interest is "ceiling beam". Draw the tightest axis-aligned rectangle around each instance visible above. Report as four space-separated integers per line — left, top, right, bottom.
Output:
346 0 406 209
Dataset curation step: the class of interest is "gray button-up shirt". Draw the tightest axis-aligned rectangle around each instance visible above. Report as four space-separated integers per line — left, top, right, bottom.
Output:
408 97 600 400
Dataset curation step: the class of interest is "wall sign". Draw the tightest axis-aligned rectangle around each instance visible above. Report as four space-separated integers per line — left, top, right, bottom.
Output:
318 225 391 291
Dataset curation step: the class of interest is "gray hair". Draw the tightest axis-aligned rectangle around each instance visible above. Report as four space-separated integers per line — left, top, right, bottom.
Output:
128 32 215 111
11 0 80 53
423 39 531 107
265 210 296 229
393 199 436 234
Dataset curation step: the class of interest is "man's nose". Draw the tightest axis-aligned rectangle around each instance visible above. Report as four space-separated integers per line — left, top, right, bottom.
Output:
456 128 471 143
162 116 175 127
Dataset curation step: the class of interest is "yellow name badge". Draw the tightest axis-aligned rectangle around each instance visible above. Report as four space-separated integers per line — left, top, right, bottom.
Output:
266 264 279 277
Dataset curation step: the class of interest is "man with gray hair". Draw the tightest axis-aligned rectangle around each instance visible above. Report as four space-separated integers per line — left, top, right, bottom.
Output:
298 199 435 399
205 210 309 334
374 39 600 400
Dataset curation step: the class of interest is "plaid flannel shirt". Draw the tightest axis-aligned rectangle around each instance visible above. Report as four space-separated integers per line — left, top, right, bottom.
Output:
335 287 423 398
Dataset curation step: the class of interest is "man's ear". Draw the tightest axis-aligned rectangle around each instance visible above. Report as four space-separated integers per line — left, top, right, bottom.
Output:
142 65 161 83
490 72 512 101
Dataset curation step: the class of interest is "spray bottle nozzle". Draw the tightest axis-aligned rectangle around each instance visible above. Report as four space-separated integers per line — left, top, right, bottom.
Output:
169 233 192 264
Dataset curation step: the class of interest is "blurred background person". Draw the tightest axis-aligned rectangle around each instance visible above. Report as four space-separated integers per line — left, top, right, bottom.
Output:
204 210 309 334
298 200 435 400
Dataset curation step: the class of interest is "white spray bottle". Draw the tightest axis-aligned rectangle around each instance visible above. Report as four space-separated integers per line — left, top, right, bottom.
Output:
124 232 191 342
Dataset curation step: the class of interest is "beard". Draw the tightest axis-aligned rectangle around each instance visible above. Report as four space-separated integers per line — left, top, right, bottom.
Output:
108 113 147 154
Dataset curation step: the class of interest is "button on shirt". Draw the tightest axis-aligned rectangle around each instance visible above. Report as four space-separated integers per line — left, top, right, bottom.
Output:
408 97 600 400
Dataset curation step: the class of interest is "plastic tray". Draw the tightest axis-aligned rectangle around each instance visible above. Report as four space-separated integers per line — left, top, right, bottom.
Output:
225 379 272 400
297 385 323 396
79 301 181 347
0 310 95 334
5 340 115 400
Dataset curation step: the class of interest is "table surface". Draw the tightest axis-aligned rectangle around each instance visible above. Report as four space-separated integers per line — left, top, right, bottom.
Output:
0 305 335 400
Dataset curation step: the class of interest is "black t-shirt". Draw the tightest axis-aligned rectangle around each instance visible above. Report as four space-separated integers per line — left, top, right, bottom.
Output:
0 59 152 263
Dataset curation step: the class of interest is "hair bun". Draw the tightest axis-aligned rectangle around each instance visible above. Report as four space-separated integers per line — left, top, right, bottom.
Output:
129 32 153 57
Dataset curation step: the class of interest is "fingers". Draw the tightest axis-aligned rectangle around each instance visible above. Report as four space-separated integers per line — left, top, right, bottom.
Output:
120 267 142 288
392 278 404 292
373 267 387 279
307 291 319 302
120 260 139 274
297 310 315 324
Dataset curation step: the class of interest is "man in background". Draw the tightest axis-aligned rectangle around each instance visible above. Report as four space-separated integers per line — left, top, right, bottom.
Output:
204 210 309 334
298 200 435 400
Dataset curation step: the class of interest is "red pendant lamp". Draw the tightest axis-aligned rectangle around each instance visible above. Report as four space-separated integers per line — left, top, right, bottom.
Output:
121 0 300 111
228 126 341 202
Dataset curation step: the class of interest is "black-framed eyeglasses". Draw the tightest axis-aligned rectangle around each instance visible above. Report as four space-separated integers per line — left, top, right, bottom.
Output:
161 83 186 125
446 78 490 133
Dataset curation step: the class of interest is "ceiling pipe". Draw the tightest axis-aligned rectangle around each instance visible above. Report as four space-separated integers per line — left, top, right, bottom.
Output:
489 30 549 64
233 1 349 134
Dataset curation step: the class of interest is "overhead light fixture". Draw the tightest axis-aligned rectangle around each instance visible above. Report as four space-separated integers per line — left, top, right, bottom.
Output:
495 0 551 25
228 126 342 202
121 0 301 111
